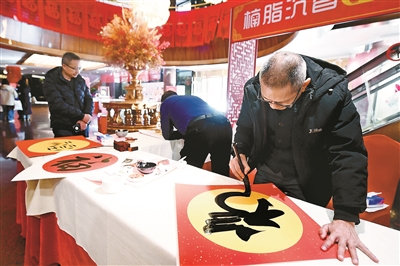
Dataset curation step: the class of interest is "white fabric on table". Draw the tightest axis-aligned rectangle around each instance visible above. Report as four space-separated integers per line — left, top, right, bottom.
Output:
130 131 184 160
93 131 184 161
7 134 184 216
7 145 400 265
46 158 400 265
53 150 242 265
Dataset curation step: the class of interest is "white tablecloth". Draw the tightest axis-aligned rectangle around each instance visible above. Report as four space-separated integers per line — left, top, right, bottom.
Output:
96 131 184 161
32 152 400 265
7 132 184 216
7 143 400 265
8 131 184 169
53 151 241 265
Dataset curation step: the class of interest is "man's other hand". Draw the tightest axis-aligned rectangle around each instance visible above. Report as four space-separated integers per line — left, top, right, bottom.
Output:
319 220 379 265
77 120 88 131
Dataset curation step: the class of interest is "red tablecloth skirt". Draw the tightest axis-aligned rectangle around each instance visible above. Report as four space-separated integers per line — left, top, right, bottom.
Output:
15 161 96 266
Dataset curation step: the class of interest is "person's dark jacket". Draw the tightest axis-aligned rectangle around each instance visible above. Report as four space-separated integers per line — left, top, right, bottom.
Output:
235 55 368 224
43 67 93 130
17 78 32 115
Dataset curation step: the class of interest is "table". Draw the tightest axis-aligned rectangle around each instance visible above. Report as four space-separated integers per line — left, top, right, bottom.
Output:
9 131 184 169
9 146 400 265
9 132 184 265
95 131 184 161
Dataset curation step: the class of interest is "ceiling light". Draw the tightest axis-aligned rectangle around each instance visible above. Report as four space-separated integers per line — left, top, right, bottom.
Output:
129 0 170 28
23 54 107 71
98 0 170 28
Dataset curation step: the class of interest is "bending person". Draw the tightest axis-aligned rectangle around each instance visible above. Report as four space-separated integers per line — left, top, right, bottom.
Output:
160 91 232 176
230 51 378 265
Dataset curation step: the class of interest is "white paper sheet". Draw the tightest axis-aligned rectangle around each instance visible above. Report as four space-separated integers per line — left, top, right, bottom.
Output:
12 148 133 181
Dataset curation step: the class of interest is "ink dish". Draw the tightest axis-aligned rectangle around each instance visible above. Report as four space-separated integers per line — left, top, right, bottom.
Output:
136 161 157 174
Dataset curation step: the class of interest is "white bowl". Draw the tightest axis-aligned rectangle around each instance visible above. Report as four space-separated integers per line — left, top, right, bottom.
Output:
115 129 129 138
102 175 124 194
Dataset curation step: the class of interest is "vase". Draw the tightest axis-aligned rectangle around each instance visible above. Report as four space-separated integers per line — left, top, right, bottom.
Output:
125 69 144 102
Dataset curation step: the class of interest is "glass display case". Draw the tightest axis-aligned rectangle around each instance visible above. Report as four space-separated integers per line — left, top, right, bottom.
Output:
349 51 400 133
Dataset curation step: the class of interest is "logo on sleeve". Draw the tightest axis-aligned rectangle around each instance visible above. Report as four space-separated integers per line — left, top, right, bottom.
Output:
309 128 322 134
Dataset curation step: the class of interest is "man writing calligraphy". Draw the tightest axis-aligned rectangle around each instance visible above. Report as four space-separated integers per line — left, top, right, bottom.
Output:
230 51 379 265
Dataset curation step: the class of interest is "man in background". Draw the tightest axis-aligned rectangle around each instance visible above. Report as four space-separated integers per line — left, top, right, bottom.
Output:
0 79 18 123
43 52 93 137
230 51 378 265
160 91 232 176
17 76 32 121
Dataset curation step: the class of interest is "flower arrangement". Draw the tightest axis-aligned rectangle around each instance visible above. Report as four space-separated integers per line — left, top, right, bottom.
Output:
100 8 170 71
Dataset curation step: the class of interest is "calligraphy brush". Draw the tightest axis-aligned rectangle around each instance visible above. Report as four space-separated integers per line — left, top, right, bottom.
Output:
206 143 252 219
232 143 251 193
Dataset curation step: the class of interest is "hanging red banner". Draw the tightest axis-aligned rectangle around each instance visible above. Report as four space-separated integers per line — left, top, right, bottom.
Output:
0 0 121 41
0 0 248 47
231 0 400 43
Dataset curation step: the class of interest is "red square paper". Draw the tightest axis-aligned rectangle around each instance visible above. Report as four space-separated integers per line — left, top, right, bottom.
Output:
175 183 345 265
16 135 102 158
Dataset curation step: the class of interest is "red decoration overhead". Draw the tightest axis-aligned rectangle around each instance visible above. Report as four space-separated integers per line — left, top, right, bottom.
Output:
0 0 242 48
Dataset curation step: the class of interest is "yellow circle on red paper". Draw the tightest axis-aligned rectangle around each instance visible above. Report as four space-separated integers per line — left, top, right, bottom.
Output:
187 189 303 253
27 139 90 153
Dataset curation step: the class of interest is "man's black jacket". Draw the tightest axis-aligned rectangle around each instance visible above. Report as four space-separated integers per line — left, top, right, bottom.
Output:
43 67 93 130
235 55 368 224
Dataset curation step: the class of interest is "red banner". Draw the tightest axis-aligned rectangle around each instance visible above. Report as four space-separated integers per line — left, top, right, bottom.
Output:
159 1 239 48
1 0 245 48
0 0 121 41
4 1 396 48
231 0 400 43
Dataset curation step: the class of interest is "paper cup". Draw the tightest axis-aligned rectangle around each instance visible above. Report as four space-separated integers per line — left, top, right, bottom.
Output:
102 175 124 194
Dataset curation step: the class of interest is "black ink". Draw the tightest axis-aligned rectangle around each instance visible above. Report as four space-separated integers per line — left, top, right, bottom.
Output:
202 143 285 241
47 140 77 151
50 155 112 172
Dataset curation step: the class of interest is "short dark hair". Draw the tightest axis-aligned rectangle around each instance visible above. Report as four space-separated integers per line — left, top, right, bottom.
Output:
62 52 81 66
2 79 9 85
161 90 177 102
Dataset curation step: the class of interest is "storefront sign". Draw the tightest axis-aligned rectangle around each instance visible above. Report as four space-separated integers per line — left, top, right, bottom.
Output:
231 0 400 43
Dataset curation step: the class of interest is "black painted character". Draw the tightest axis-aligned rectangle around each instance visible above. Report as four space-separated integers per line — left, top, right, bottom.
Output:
50 154 113 172
203 143 285 241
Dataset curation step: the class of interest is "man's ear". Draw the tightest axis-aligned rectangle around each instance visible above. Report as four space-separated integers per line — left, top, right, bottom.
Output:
302 78 311 91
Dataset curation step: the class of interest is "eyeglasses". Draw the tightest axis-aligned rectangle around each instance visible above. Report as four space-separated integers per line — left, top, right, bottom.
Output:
258 86 302 109
64 64 82 72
